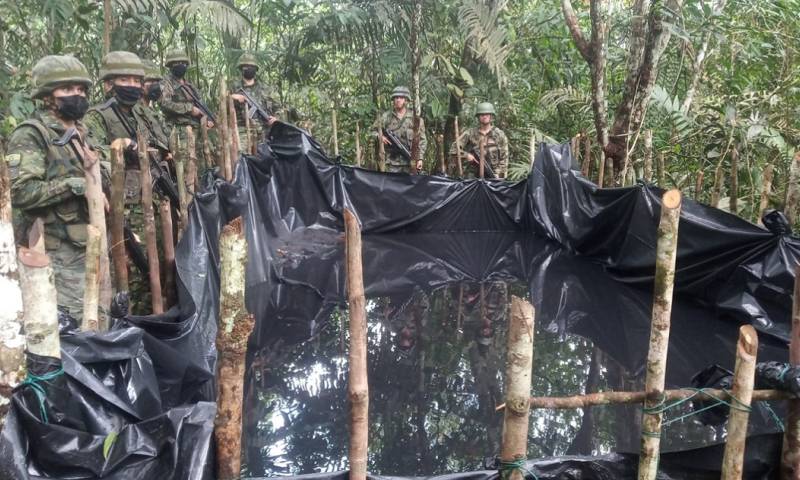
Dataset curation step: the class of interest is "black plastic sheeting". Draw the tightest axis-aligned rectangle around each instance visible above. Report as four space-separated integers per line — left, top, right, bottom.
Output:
1 121 798 479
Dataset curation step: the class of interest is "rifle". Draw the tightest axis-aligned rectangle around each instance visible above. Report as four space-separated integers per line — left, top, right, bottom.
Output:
468 147 497 179
180 84 217 124
104 98 181 207
123 223 149 276
237 88 272 123
384 130 411 162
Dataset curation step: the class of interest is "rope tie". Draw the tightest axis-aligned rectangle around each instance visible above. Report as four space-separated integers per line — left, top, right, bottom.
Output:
499 458 538 480
20 367 64 424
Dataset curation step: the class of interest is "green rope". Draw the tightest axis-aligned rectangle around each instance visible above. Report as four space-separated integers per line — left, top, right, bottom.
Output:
20 367 64 424
499 458 538 480
641 388 754 438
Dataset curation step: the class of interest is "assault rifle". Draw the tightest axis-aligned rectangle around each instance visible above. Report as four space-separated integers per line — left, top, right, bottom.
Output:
180 84 217 124
468 147 497 179
124 223 149 276
103 98 181 207
384 130 411 162
237 88 272 123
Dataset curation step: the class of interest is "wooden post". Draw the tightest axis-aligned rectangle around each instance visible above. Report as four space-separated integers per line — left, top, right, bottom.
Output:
694 171 704 201
77 137 110 328
103 0 112 55
437 134 446 175
529 130 537 168
376 113 386 173
82 225 101 331
172 133 188 236
215 217 254 480
0 157 25 425
758 164 774 226
18 248 60 359
782 266 800 477
228 95 240 170
730 146 739 215
201 116 213 172
344 209 368 480
644 129 653 182
721 325 758 480
109 140 128 292
218 79 231 181
638 189 682 480
159 200 176 309
786 152 800 227
138 132 163 314
355 121 362 167
597 151 606 187
657 152 666 187
454 116 463 178
570 134 579 163
186 126 198 196
500 296 535 480
580 131 592 178
332 107 340 157
479 134 486 179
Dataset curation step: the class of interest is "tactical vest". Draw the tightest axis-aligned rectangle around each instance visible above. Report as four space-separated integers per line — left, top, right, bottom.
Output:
15 119 89 248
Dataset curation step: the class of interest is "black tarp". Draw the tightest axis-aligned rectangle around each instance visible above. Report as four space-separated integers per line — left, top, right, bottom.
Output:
1 121 797 479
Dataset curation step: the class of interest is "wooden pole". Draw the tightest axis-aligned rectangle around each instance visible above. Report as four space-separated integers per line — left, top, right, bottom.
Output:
694 171 704 201
0 157 25 425
454 116 463 178
786 152 800 227
782 265 800 477
355 121 362 167
218 79 231 181
730 146 739 215
173 134 189 234
18 248 60 359
344 209 368 480
228 95 240 170
103 0 112 55
82 225 101 331
109 140 128 292
529 130 537 168
376 114 386 173
580 131 592 178
76 137 110 328
638 189 682 480
499 296 535 480
215 217 254 480
758 164 773 226
518 388 790 410
437 134 445 175
332 107 340 157
721 325 758 480
479 134 486 179
243 106 255 155
644 129 653 183
598 151 606 187
138 133 163 314
159 199 176 309
201 116 213 172
657 152 666 187
186 126 198 196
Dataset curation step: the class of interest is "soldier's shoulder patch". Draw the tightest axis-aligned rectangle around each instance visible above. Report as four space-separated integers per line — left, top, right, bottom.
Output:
5 153 21 166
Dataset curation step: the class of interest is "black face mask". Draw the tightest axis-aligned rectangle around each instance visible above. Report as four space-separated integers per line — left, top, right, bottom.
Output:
146 83 162 101
55 95 89 121
114 85 143 106
241 66 257 80
170 64 188 78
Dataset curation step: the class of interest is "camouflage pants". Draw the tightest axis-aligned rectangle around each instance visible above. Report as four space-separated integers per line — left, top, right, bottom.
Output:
47 235 86 322
237 123 269 155
385 152 412 174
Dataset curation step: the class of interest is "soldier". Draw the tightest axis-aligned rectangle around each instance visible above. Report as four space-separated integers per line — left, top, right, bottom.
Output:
229 52 280 149
5 55 100 321
374 86 427 173
450 102 509 179
84 51 173 314
159 49 214 168
142 60 164 107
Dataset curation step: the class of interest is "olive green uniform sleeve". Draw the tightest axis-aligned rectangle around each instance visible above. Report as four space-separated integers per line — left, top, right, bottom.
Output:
84 109 112 160
5 126 76 211
159 78 194 116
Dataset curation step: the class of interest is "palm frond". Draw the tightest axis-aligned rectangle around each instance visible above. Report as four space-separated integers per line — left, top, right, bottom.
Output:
173 0 251 37
458 0 512 86
114 0 169 14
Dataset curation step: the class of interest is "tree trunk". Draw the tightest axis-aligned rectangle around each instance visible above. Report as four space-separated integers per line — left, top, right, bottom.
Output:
376 113 386 172
103 0 112 55
173 134 189 235
0 158 25 425
721 325 758 480
598 151 606 187
638 190 682 480
785 152 800 226
500 296 535 480
201 117 213 172
355 121 362 167
643 130 653 182
138 133 163 314
18 248 60 359
228 95 240 173
331 107 339 157
657 152 665 187
454 117 464 177
758 164 774 226
694 170 704 201
159 200 176 309
215 217 254 480
782 266 800 477
410 0 423 173
529 130 537 168
109 140 128 292
186 126 198 196
437 134 445 175
344 209 368 480
581 131 592 178
589 0 610 173
82 225 101 331
218 78 231 181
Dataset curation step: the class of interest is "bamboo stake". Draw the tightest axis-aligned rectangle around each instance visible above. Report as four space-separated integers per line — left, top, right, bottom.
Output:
186 126 198 196
218 79 231 181
173 133 188 236
82 225 101 331
721 325 758 480
479 134 486 179
376 113 386 173
355 121 362 167
0 157 25 424
109 140 128 292
103 0 111 55
730 146 739 215
500 296 535 480
786 152 800 227
580 131 591 178
332 107 340 157
694 171 704 201
201 116 213 172
76 137 110 328
159 199 176 309
228 95 240 170
437 134 445 175
598 151 606 187
243 105 255 155
18 248 60 359
782 266 800 477
514 388 790 410
657 152 666 187
644 129 653 183
758 164 774 226
344 208 368 480
638 189 682 480
215 217 254 480
570 135 579 163
454 117 463 178
138 133 163 314
529 130 537 168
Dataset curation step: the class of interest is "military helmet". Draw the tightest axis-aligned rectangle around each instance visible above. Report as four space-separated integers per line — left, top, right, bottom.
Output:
475 102 496 116
143 60 163 82
164 49 191 66
237 52 258 69
31 55 92 99
99 51 145 81
391 86 411 100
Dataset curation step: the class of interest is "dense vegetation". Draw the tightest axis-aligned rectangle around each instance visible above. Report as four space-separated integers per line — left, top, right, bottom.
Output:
1 0 798 223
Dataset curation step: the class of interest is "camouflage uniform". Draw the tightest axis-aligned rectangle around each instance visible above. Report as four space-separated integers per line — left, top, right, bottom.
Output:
5 56 96 321
375 109 427 173
450 127 509 179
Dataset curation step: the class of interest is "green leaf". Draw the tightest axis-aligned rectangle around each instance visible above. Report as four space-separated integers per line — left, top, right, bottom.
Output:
458 67 474 86
103 432 118 460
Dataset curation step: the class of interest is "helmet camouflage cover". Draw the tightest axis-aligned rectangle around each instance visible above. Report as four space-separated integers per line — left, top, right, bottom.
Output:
475 102 496 116
164 49 191 66
391 86 411 100
237 52 258 69
31 55 92 99
99 51 145 80
143 60 163 82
